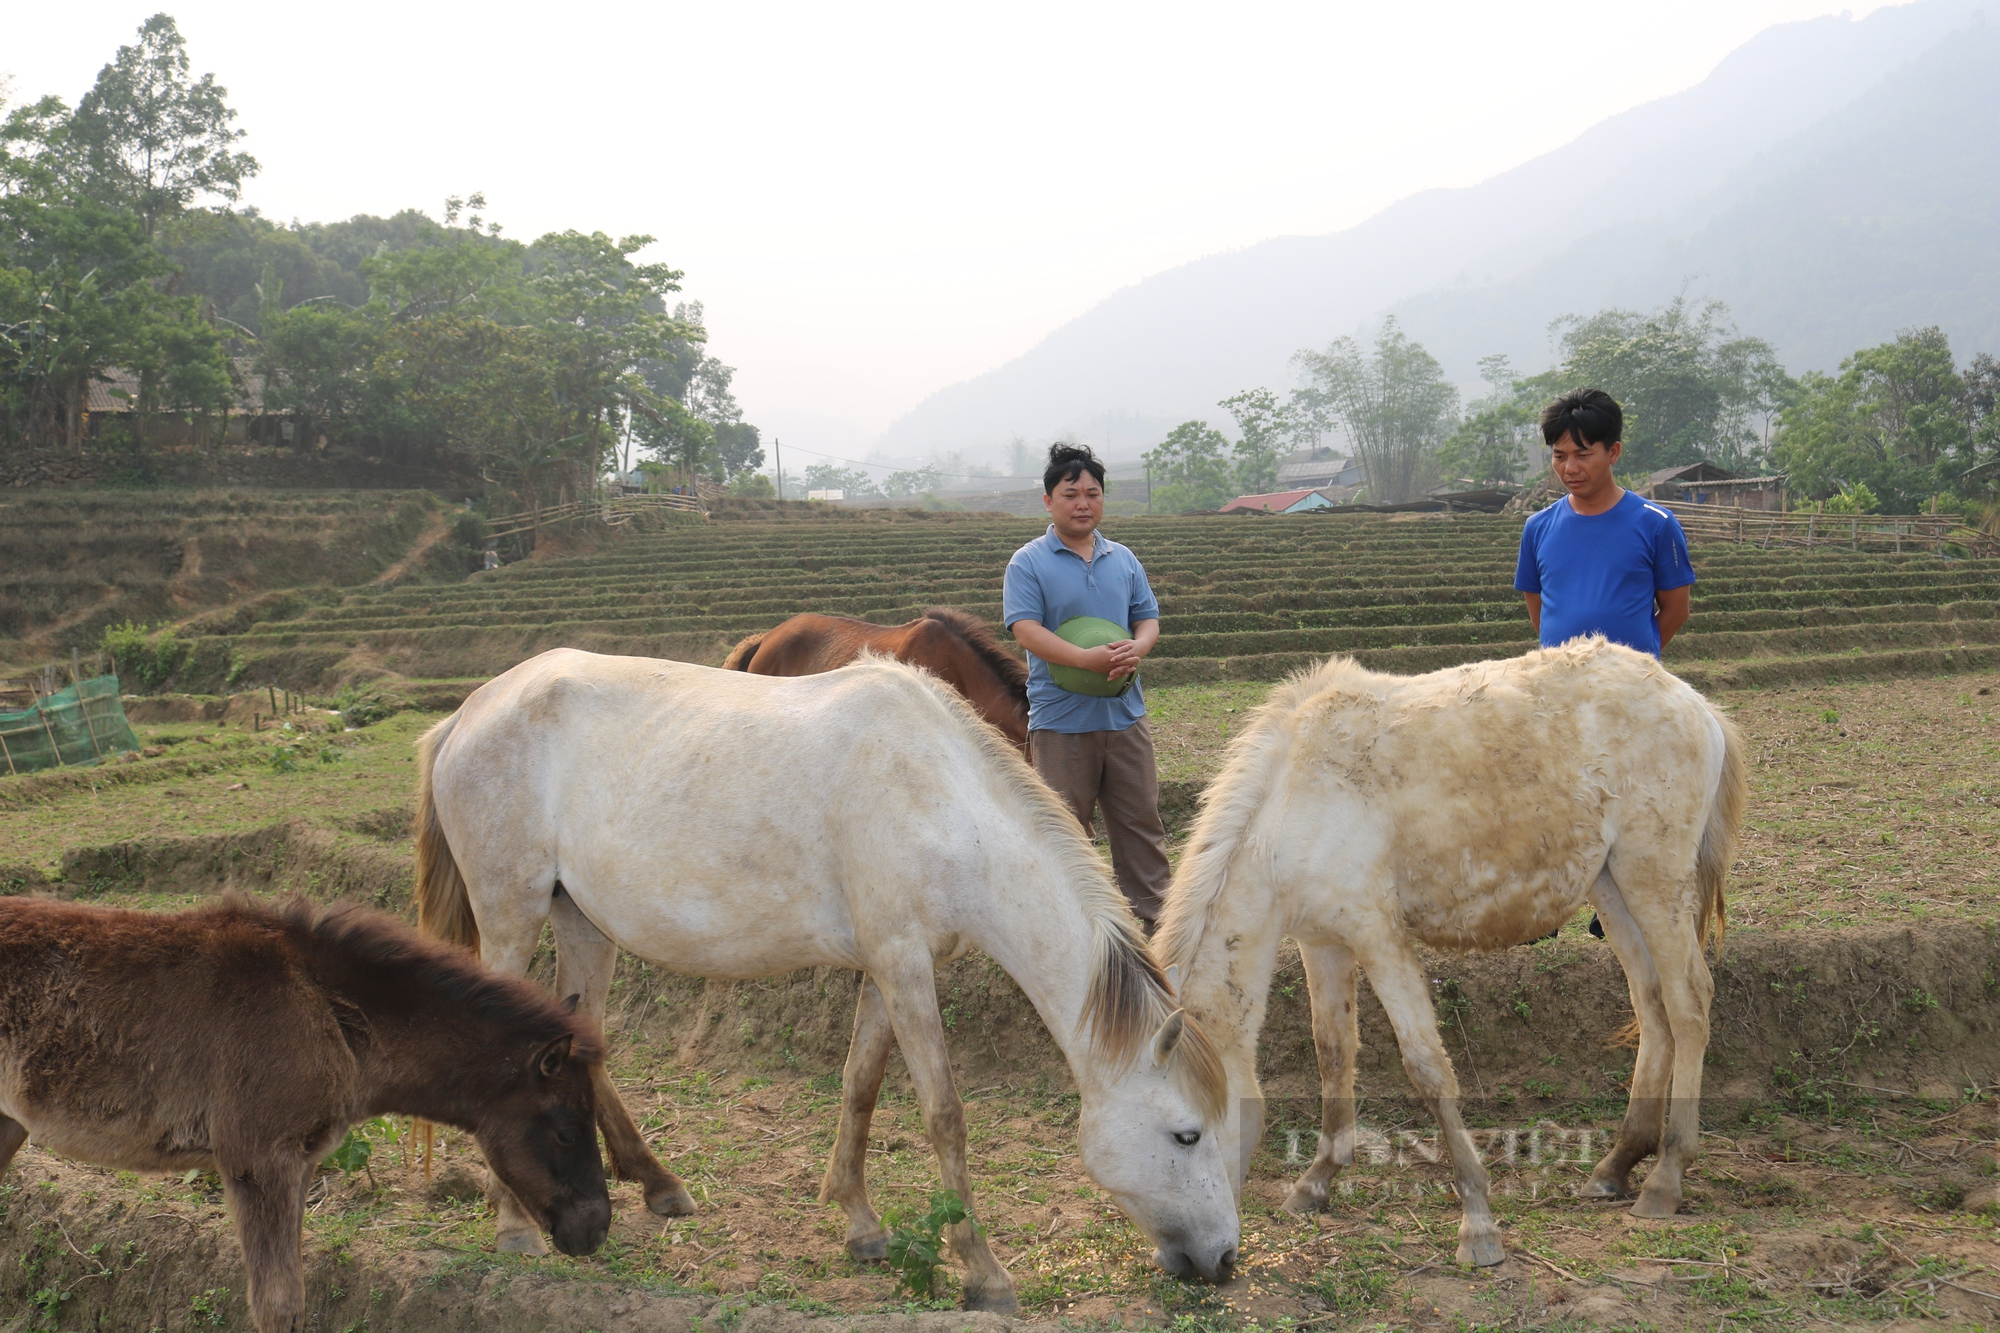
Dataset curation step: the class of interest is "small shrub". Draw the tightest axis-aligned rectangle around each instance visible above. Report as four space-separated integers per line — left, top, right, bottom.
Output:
323 1117 403 1185
883 1190 972 1301
269 745 301 774
334 684 400 729
99 621 188 690
189 1287 231 1326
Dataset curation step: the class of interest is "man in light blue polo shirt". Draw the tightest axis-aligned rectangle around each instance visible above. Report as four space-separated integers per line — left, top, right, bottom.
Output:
1003 444 1170 924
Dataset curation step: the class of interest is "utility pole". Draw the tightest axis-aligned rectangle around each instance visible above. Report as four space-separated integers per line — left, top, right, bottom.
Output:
774 438 784 500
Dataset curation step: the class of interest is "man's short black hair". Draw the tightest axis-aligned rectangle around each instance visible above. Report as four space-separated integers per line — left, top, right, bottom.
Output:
1541 389 1624 450
1044 443 1106 494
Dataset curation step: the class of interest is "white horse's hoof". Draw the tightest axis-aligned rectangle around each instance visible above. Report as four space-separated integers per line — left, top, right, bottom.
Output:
1457 1232 1505 1268
847 1234 888 1262
1282 1179 1331 1214
496 1227 549 1256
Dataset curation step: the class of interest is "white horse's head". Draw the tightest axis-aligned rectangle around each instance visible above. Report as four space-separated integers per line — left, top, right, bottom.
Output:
1078 996 1239 1280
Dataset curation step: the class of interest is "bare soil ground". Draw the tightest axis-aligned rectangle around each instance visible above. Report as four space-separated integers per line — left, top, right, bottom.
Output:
3 1066 1994 1332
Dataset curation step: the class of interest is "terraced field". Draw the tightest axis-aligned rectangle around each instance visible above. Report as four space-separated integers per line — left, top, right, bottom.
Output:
198 512 2000 693
0 489 455 672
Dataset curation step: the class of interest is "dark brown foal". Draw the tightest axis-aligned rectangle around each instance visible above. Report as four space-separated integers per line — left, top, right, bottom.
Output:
0 896 611 1333
724 606 1029 751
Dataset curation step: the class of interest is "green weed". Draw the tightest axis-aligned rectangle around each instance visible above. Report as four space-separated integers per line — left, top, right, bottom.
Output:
882 1189 973 1301
1300 1250 1393 1314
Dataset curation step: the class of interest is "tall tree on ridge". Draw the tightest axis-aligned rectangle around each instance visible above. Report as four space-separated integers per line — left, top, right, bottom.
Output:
69 13 258 241
1293 318 1459 504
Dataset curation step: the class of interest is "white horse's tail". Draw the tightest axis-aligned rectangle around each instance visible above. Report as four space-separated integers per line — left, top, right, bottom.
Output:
412 710 475 1179
1696 702 1749 952
414 712 479 954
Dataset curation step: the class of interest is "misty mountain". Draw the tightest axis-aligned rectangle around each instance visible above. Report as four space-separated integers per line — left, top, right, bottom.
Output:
1392 20 2000 380
877 0 1995 460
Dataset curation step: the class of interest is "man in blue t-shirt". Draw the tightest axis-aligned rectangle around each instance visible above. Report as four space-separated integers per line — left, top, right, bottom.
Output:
1518 389 1695 943
1515 388 1695 657
1003 444 1171 924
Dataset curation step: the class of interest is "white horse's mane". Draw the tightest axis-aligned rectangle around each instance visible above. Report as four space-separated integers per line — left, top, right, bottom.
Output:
845 650 1226 1119
1153 655 1359 977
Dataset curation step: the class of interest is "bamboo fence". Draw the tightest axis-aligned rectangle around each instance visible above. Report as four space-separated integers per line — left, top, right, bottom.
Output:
1656 501 1999 557
484 491 708 540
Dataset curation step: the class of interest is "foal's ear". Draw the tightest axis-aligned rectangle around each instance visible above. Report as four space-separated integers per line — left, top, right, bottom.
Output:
1165 965 1183 995
560 993 581 1014
533 1034 574 1079
1150 1009 1187 1068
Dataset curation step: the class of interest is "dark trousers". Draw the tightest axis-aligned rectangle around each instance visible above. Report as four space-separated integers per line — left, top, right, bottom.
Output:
1029 717 1173 922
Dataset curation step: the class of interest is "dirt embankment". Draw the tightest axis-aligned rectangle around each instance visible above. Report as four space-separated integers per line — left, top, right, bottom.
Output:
5 819 1995 1103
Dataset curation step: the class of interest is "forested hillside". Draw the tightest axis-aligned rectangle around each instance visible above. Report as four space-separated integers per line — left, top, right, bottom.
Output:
0 15 764 508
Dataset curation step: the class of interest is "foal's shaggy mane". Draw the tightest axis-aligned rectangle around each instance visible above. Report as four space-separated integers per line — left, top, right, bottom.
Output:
919 606 1029 704
844 653 1225 1123
272 897 600 1060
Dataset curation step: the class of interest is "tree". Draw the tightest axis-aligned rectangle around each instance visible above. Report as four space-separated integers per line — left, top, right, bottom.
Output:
1218 388 1291 493
1541 297 1789 473
68 14 258 240
1964 353 2000 496
1 97 227 451
1292 318 1458 504
801 462 878 497
1144 420 1234 512
1436 354 1540 485
1772 327 1971 512
257 303 380 443
882 461 945 498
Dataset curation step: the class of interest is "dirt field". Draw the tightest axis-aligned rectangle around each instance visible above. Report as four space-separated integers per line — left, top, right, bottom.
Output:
4 1063 1994 1331
0 673 1996 1330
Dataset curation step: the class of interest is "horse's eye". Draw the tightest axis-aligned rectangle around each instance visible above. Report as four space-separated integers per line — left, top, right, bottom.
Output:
1173 1130 1201 1147
555 1127 578 1147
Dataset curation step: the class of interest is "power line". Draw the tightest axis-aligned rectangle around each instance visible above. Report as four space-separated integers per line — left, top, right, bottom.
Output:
772 441 1040 482
775 441 1145 484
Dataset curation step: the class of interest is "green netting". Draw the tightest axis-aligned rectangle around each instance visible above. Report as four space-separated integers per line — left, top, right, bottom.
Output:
0 675 141 776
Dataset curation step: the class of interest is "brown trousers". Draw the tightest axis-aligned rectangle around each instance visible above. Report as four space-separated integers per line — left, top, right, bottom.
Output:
1029 717 1173 922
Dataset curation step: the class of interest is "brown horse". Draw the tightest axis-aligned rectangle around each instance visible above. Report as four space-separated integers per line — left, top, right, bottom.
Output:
724 606 1029 749
0 895 611 1333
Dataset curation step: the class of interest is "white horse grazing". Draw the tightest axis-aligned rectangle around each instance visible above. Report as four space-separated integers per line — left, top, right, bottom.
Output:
415 648 1237 1311
1156 639 1746 1267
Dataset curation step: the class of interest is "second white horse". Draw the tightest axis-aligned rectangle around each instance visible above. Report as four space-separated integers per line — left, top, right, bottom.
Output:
1157 638 1746 1265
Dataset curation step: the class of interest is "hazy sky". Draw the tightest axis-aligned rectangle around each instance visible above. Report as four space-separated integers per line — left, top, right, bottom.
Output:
10 1 1888 462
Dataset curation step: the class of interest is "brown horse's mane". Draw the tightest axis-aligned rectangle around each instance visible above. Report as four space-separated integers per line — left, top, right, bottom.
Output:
272 897 599 1060
920 606 1028 704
